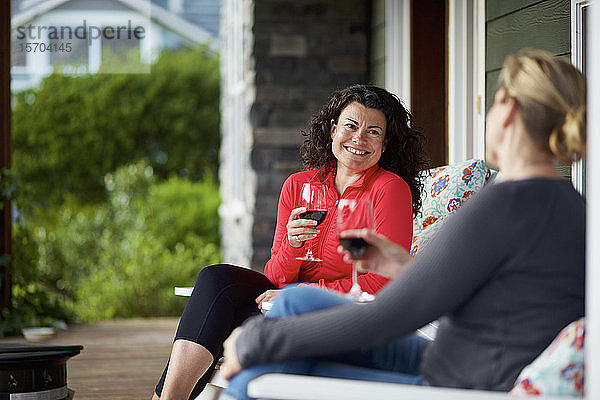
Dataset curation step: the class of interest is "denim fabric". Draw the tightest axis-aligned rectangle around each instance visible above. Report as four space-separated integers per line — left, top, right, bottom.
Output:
221 286 428 400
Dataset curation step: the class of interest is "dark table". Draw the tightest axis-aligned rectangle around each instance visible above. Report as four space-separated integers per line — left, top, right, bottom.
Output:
0 343 82 399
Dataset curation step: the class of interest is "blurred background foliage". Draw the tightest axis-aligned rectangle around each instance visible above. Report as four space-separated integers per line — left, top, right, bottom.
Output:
12 44 220 206
1 46 222 336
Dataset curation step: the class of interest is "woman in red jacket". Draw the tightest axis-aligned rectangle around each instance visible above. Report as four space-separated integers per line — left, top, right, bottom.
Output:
153 84 428 400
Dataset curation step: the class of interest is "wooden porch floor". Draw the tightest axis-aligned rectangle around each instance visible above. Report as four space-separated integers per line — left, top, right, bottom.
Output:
0 317 179 399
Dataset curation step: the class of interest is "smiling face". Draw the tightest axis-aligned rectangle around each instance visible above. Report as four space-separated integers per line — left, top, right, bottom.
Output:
330 102 387 175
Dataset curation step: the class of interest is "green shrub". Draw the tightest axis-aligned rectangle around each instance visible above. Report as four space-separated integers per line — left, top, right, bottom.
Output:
70 162 221 320
12 46 220 206
3 46 222 334
149 175 221 249
3 161 221 329
0 282 74 337
1 222 76 337
73 233 218 321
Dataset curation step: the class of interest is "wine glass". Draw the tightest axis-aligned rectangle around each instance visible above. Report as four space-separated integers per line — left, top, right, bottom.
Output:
295 182 328 262
337 198 376 302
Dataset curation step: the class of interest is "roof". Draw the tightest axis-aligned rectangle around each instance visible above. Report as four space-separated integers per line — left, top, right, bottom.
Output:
11 0 218 48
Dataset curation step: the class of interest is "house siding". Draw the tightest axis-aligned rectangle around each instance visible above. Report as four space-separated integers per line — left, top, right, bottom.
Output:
485 0 571 177
485 0 570 113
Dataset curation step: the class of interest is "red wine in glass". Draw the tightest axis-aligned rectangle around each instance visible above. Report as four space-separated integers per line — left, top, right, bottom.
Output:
295 183 328 262
338 237 370 258
298 210 328 226
337 198 375 301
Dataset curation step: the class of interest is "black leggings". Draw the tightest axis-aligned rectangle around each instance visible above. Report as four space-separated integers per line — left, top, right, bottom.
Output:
154 264 276 399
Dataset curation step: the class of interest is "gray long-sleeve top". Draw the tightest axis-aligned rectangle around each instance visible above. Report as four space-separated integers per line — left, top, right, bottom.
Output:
236 178 585 391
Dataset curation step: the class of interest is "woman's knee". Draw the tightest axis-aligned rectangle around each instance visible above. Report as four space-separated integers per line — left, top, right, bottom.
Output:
195 264 271 293
195 264 229 286
268 286 350 318
192 264 250 295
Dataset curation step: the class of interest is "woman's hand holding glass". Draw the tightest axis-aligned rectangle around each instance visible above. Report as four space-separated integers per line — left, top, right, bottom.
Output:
337 229 413 280
336 199 376 301
286 206 320 248
293 183 328 262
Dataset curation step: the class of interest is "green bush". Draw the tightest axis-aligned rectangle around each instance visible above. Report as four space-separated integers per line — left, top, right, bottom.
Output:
0 282 74 337
73 232 218 321
3 47 222 335
2 214 79 336
71 162 221 320
148 175 221 250
12 45 220 206
4 161 221 330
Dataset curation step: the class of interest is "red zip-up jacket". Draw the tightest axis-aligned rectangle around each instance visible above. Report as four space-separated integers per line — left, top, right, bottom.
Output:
264 165 413 294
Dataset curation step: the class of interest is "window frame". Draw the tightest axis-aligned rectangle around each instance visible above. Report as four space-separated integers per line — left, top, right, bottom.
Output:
384 0 411 108
571 0 589 194
447 0 486 164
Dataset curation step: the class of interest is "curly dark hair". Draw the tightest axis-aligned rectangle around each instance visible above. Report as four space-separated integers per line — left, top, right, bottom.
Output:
300 84 429 216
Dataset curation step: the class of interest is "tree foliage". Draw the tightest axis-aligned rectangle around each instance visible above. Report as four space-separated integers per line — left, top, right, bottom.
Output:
1 47 223 334
6 161 220 330
12 45 220 206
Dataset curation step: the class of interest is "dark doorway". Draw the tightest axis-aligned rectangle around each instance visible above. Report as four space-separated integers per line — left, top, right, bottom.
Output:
411 0 448 167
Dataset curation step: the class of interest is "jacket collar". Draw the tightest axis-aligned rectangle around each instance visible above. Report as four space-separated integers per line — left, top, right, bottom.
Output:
322 163 381 191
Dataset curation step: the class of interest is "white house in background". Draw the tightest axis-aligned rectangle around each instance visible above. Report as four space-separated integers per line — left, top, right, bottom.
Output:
10 0 218 91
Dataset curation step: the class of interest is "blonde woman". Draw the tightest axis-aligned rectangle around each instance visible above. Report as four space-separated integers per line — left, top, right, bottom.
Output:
220 49 586 398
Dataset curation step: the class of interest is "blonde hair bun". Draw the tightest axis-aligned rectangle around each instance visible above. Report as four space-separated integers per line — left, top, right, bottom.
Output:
499 49 587 165
550 106 587 164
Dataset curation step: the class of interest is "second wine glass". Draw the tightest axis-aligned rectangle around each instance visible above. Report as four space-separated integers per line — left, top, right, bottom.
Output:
295 182 328 262
337 198 375 302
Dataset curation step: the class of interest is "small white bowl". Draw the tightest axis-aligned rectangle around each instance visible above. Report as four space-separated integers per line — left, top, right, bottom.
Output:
22 327 56 342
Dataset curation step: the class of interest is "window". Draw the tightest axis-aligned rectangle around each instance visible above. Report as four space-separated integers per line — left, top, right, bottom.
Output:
48 36 88 72
571 0 588 194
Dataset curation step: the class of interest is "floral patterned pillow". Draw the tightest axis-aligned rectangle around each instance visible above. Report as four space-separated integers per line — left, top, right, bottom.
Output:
413 159 491 234
410 217 445 256
511 318 585 397
410 159 491 256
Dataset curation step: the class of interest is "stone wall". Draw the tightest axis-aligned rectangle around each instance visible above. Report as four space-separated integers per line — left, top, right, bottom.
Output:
249 0 371 269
